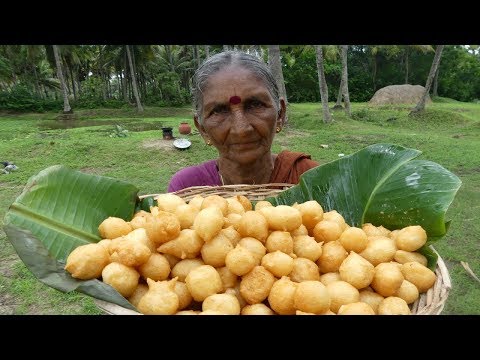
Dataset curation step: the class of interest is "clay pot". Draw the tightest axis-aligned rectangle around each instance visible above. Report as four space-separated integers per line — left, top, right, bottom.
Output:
179 122 192 135
161 127 173 140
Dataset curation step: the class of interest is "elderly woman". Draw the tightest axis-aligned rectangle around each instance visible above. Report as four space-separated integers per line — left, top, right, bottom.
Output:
168 51 318 192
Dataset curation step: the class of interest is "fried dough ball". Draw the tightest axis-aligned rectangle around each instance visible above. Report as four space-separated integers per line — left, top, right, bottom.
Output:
157 229 204 259
144 211 181 245
255 201 273 211
294 280 331 314
339 251 375 289
241 303 275 315
326 280 360 313
371 262 405 297
188 195 204 210
237 211 269 243
176 310 200 315
291 224 308 237
138 253 171 281
238 237 266 265
163 253 181 268
377 296 411 315
130 210 152 230
265 231 294 256
202 293 241 315
240 266 275 304
201 195 229 216
317 241 348 273
124 228 157 253
98 217 132 239
226 197 246 215
394 280 420 304
65 243 110 280
268 276 298 315
193 207 224 242
394 250 428 267
225 244 257 276
200 230 235 267
362 223 384 237
293 235 323 262
359 236 397 266
221 226 242 247
359 289 384 314
185 265 223 302
110 239 151 267
156 193 186 213
295 200 324 233
137 278 179 315
198 310 227 315
102 262 140 298
173 281 193 310
261 251 294 277
323 210 347 230
339 227 368 253
225 285 248 309
171 258 205 282
97 239 112 251
395 225 427 252
259 205 302 232
217 266 238 291
313 220 343 243
295 310 315 315
320 272 341 286
128 283 149 308
401 262 436 293
236 195 253 212
174 204 199 229
338 302 375 315
225 213 242 230
289 258 321 282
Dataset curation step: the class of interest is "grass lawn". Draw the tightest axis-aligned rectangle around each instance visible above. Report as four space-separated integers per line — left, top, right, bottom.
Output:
0 100 479 314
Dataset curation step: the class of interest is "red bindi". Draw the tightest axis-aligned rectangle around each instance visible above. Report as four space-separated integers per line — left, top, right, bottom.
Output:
229 95 241 104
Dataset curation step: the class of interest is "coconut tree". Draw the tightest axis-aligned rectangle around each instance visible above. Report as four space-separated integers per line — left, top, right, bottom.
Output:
126 45 143 112
268 45 289 124
410 45 445 115
315 45 332 123
340 45 351 117
52 45 72 113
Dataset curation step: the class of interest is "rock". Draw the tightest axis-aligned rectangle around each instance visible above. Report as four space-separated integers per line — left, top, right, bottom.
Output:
369 85 432 105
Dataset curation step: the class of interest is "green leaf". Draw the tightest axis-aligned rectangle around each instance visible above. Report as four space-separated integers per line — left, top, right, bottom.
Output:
268 143 461 268
3 165 140 309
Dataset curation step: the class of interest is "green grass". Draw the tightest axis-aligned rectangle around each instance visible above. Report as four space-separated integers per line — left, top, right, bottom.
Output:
1 100 479 314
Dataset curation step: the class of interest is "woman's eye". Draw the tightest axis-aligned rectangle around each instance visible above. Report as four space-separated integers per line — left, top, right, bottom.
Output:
246 100 264 109
210 105 229 116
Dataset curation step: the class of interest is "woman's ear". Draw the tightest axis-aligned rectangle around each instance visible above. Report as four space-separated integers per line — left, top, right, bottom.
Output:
277 98 287 128
194 114 209 141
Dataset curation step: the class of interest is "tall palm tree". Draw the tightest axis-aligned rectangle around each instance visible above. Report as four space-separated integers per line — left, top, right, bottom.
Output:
340 45 351 117
52 45 72 113
410 45 445 115
315 45 332 123
126 45 143 112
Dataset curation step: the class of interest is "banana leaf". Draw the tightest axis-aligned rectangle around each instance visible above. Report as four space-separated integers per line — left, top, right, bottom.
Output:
267 143 462 268
3 165 140 310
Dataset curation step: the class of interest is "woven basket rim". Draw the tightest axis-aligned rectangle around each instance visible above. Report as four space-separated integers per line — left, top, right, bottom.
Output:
96 184 451 315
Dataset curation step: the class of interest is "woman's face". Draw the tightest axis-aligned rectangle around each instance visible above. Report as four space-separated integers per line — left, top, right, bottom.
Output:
195 65 285 165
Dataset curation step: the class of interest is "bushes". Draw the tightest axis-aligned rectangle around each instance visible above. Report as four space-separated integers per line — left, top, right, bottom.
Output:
0 85 62 112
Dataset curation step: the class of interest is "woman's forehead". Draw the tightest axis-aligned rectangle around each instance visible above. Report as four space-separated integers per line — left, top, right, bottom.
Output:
203 66 269 101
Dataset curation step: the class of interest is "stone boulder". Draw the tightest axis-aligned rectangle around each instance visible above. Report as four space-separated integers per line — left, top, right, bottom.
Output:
369 84 432 105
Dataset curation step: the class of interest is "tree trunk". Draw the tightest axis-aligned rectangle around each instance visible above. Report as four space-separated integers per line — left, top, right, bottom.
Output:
126 45 143 112
432 58 441 97
122 52 129 103
268 45 289 124
205 45 210 58
340 45 351 117
68 63 77 100
53 45 72 113
405 48 409 84
32 65 41 99
315 46 332 124
372 54 378 92
410 45 445 115
194 45 200 67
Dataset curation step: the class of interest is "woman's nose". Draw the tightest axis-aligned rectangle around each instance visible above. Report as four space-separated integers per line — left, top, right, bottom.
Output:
230 109 253 134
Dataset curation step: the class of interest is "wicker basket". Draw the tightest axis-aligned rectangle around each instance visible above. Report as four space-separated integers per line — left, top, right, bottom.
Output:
94 184 451 315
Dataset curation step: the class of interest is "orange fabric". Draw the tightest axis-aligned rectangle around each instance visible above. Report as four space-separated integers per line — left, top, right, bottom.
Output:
269 150 319 184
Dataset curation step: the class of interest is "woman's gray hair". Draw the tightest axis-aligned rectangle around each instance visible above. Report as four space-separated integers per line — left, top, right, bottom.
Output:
192 50 280 123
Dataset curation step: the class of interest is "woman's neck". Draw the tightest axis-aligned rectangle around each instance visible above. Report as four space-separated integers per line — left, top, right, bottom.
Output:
217 153 276 185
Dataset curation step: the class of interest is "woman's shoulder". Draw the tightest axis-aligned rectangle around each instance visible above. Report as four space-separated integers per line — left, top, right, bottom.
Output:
276 150 319 167
167 159 221 192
